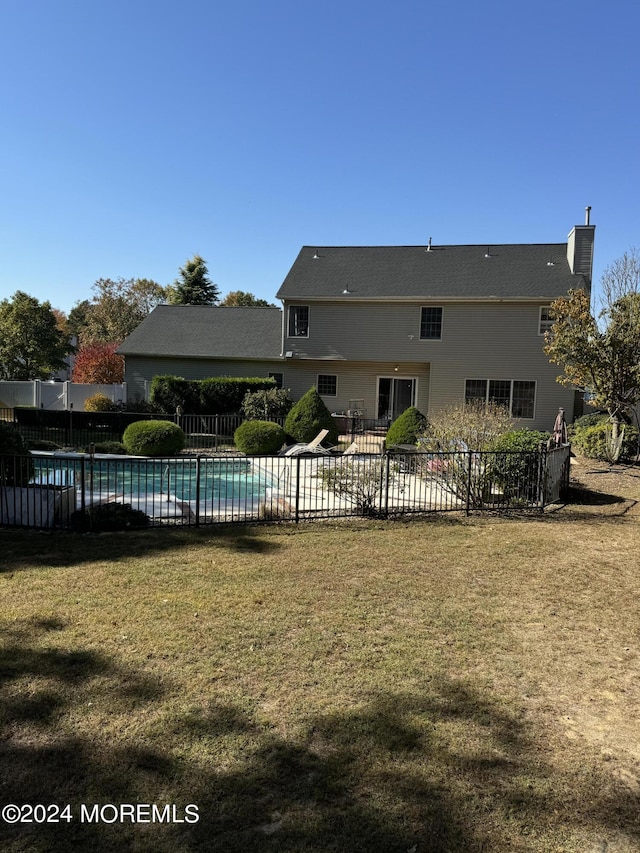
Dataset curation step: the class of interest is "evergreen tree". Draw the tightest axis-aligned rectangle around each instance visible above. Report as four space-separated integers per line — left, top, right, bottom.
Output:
284 387 339 445
167 255 219 305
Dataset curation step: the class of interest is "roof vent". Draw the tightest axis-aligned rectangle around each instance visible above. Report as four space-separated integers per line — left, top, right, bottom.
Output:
312 250 320 259
425 237 433 252
547 259 555 266
484 247 492 258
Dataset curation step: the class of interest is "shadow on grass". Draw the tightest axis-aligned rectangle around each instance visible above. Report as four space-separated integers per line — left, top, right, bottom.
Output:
0 524 282 573
2 622 638 852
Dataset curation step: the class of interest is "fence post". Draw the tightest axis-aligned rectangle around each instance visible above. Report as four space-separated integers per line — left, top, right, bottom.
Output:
466 450 473 515
214 415 219 452
294 455 301 524
79 455 86 522
383 452 391 517
195 456 201 527
537 444 547 510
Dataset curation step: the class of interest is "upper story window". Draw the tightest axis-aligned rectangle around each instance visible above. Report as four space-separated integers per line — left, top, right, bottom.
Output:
539 306 553 335
420 306 443 340
288 305 309 337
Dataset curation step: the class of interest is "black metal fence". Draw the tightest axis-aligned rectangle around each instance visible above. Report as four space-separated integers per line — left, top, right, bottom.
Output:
1 408 267 452
0 445 571 531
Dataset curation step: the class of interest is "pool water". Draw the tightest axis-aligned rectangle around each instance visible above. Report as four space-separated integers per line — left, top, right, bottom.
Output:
33 456 272 505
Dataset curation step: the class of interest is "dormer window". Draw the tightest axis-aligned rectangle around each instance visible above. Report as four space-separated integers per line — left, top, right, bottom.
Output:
288 305 309 337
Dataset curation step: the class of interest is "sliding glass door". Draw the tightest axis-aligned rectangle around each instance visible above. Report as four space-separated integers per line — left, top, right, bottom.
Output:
377 377 416 420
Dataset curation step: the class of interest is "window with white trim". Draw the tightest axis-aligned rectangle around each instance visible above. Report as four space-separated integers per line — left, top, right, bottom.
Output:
420 306 443 339
288 305 309 337
539 306 553 335
317 374 337 396
464 379 536 419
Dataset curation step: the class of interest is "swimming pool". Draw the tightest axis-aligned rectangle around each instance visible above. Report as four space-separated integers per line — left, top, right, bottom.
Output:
33 454 273 516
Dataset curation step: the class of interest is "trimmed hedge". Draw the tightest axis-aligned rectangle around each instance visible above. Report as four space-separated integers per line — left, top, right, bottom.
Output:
122 420 185 456
150 375 277 415
284 387 339 446
234 420 285 455
149 376 200 414
385 406 428 449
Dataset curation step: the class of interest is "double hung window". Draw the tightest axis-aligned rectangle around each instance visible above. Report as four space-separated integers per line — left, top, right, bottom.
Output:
464 379 536 419
288 305 309 337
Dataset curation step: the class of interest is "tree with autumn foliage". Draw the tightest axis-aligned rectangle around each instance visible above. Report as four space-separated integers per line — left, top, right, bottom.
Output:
73 278 167 345
544 275 640 460
0 291 72 380
72 342 125 384
220 290 276 307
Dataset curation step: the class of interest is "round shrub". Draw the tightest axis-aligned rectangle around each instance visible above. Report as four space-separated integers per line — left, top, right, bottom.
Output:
234 420 285 455
85 392 116 412
0 421 34 486
122 420 185 456
284 388 339 446
385 406 428 449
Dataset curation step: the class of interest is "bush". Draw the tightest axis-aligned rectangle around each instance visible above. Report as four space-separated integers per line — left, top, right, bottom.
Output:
317 458 387 516
241 388 293 421
70 502 149 532
570 415 638 461
490 429 550 502
200 377 276 414
150 376 200 415
27 439 61 451
91 441 128 455
234 420 285 455
150 375 277 415
84 392 117 412
0 422 34 486
284 388 339 446
122 420 185 456
385 406 428 449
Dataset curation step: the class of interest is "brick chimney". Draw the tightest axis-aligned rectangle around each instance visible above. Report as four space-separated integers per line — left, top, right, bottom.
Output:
566 207 595 289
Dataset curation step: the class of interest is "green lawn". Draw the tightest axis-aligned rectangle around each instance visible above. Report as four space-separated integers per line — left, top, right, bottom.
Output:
1 500 639 851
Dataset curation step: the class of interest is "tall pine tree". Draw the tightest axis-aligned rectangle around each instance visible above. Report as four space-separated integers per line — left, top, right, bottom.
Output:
167 255 219 305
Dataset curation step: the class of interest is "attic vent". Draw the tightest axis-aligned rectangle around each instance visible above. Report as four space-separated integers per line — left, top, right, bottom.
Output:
484 247 492 258
547 259 555 266
312 250 320 259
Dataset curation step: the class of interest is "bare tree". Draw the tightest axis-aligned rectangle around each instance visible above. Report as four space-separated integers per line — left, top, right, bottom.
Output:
599 247 640 311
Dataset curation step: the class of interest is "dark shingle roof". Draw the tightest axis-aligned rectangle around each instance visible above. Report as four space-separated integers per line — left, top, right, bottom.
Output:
118 306 282 359
276 244 583 301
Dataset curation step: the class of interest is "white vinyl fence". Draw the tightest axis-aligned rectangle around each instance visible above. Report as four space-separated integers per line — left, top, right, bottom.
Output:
0 381 127 412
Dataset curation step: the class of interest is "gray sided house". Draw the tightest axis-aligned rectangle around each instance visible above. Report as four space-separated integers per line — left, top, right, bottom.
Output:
119 220 595 429
118 306 286 401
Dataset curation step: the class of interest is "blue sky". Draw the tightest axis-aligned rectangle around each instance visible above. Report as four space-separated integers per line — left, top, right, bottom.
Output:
0 0 638 315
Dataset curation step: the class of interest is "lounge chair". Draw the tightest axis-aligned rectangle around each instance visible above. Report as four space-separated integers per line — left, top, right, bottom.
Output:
280 429 333 457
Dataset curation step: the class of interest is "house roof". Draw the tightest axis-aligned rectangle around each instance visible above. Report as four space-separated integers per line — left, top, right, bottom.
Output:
276 243 585 301
117 306 283 359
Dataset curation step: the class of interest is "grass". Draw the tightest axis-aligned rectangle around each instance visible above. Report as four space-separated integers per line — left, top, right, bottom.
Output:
1 480 640 851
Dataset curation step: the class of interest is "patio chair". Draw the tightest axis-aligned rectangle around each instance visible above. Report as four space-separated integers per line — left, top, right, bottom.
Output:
280 429 333 457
